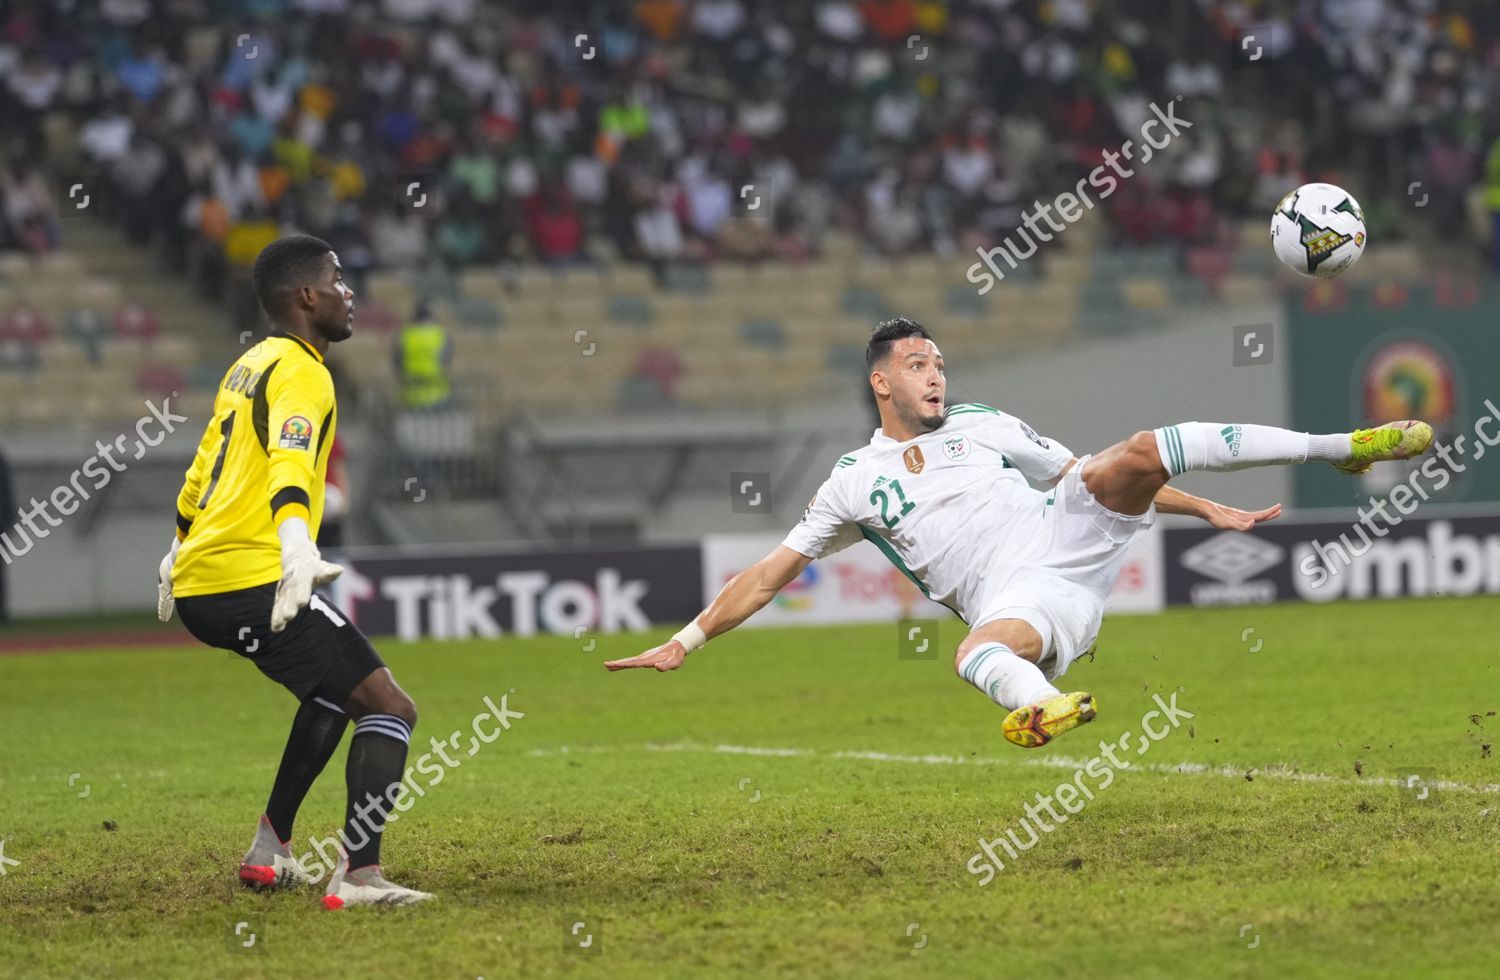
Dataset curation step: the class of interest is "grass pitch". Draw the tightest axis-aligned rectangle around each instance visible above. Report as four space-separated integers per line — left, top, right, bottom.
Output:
2 597 1498 978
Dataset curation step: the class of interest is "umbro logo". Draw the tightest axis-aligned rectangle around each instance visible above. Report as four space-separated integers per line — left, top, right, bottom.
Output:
1180 532 1283 583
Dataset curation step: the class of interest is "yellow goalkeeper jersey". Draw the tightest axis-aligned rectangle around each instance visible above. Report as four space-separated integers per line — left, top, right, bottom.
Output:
171 333 337 597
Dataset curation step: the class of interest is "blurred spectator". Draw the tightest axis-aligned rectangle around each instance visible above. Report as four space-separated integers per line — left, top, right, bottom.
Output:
1 156 60 253
526 183 586 265
0 0 1497 283
112 131 167 244
394 301 452 411
1485 134 1500 274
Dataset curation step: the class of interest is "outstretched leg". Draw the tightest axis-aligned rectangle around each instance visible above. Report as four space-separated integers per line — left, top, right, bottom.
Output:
1082 420 1432 516
954 621 1097 749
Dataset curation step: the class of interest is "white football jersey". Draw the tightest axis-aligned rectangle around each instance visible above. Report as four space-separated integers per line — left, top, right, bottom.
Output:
781 403 1075 621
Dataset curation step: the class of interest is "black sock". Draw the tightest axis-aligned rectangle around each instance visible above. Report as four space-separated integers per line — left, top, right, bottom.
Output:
342 714 412 870
264 697 349 842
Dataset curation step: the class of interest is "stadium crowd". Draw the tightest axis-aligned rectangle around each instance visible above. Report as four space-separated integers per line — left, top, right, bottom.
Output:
2 0 1499 295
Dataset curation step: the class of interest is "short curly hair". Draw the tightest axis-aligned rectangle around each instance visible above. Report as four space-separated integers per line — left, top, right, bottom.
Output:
251 235 333 318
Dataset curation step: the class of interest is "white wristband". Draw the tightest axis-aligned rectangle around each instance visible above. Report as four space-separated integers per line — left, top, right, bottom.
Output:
671 621 707 654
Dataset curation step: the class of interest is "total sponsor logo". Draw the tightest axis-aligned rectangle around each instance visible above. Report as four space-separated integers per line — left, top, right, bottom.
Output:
723 559 917 616
773 563 818 611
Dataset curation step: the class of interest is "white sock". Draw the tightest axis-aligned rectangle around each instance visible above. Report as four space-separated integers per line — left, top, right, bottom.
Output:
1154 422 1349 476
957 642 1059 711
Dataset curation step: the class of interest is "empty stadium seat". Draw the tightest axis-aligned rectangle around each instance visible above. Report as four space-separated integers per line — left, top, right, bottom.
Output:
354 300 401 333
739 318 787 352
0 306 54 344
63 308 110 363
114 302 162 342
840 285 894 320
0 339 41 373
606 294 655 327
136 363 187 399
451 296 505 331
943 285 988 317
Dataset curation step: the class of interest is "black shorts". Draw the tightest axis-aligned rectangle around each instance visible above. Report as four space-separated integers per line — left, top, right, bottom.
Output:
177 582 385 705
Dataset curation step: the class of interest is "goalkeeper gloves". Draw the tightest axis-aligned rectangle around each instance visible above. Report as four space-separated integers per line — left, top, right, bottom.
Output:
157 538 180 623
271 517 343 633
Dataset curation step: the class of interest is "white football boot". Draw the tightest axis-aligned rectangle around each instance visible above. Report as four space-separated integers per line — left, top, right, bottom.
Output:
322 850 433 909
239 814 316 890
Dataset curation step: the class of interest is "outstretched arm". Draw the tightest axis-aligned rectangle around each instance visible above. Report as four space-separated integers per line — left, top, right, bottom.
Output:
1154 484 1282 531
604 545 812 672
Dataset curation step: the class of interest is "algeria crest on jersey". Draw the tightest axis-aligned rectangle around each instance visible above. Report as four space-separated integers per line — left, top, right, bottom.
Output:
942 435 970 461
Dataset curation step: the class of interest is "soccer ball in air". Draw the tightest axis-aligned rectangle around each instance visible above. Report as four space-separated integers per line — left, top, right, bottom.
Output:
1270 182 1367 279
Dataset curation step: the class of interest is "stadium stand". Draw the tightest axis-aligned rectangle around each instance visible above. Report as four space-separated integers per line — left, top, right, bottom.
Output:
0 0 1492 540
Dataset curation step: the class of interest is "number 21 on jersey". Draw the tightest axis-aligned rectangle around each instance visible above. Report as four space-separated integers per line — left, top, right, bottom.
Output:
870 478 916 529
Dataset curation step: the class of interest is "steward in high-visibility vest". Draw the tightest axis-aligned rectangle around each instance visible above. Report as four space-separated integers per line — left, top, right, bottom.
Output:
1486 136 1500 274
396 318 451 409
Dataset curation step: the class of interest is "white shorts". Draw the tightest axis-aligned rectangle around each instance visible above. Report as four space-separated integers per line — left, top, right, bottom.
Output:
969 456 1155 681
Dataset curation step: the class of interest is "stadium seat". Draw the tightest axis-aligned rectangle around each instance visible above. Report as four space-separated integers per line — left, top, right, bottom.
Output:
186 362 227 391
40 342 88 374
37 251 85 276
0 339 41 373
77 276 124 308
617 374 674 409
63 308 110 364
367 273 416 313
113 302 163 342
943 285 989 317
136 363 187 399
840 285 894 320
0 253 32 280
1186 246 1234 296
354 300 401 333
606 294 655 327
451 296 505 332
0 306 54 344
824 343 865 375
1121 277 1173 311
739 318 787 352
634 346 684 397
412 261 461 303
661 263 711 296
600 264 654 294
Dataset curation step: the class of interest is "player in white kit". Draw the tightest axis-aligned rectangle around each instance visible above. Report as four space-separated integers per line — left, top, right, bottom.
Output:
605 318 1433 748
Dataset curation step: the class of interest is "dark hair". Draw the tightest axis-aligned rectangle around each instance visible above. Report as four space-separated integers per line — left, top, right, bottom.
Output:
865 316 933 372
251 235 333 317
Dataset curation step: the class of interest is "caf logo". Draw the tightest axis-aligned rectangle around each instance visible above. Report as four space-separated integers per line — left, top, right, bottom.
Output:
903 445 925 474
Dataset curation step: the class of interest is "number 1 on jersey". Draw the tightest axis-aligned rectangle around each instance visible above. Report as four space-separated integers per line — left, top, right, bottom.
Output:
871 478 916 529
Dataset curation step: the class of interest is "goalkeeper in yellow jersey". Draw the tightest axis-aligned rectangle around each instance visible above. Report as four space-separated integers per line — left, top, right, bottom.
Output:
156 235 430 908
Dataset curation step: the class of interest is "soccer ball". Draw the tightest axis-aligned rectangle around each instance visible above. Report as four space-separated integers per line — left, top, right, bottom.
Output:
1270 182 1367 279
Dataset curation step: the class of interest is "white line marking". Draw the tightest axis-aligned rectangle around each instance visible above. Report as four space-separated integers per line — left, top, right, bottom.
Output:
523 742 1500 795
